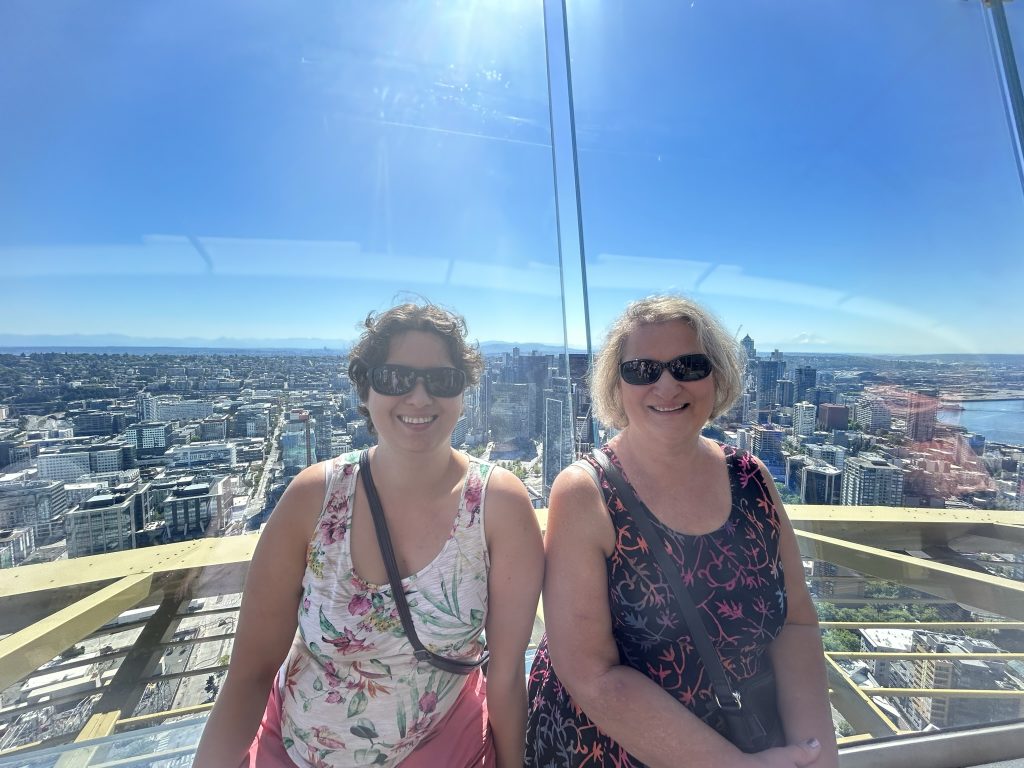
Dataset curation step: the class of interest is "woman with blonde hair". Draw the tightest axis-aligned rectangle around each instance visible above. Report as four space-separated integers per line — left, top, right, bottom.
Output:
526 295 837 767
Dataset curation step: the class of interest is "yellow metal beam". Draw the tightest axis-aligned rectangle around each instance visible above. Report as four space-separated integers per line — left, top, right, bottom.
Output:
821 621 1024 629
0 573 153 691
827 652 1024 660
788 505 1024 554
859 688 1024 698
52 710 123 768
115 702 214 729
824 656 900 738
0 536 255 633
74 711 121 741
797 530 1024 620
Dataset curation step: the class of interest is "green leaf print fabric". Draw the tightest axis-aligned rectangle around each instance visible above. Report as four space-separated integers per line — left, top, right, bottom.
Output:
277 452 492 768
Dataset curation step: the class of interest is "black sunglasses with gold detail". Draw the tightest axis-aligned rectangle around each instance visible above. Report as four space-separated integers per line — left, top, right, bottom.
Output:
619 353 713 386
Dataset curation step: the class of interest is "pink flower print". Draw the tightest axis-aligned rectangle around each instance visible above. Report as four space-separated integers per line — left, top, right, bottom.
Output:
320 513 348 544
325 689 343 704
322 626 371 655
464 475 483 526
419 691 438 714
310 725 346 750
348 593 372 616
323 661 343 688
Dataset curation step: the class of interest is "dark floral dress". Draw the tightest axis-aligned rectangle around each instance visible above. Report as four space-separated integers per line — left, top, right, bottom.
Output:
525 444 788 767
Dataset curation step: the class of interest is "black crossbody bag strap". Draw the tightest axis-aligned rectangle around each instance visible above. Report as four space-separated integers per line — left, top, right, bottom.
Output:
358 449 487 675
588 449 744 714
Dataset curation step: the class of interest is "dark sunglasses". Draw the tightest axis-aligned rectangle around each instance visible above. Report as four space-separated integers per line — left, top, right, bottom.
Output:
368 364 467 398
619 353 713 386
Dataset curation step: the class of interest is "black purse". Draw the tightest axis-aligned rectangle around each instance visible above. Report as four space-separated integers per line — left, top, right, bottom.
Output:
358 450 488 676
589 450 785 754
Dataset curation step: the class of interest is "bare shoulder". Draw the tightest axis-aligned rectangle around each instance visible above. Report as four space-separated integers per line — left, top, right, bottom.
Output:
261 459 330 545
547 460 614 555
481 463 540 537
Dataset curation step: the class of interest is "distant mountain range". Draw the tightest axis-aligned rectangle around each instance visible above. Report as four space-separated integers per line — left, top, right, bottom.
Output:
0 334 1019 362
0 333 351 353
0 333 581 356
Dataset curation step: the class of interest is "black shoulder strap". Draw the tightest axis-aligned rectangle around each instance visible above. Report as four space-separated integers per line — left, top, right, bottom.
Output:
589 449 743 712
358 450 486 675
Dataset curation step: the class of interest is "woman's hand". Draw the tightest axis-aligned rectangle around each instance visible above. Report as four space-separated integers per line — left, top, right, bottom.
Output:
746 739 823 768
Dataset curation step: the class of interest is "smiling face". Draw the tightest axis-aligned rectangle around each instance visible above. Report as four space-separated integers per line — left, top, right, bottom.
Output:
366 330 463 453
618 320 716 440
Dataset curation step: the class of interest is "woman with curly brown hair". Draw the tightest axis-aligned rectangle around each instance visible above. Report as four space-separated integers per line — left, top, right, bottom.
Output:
197 301 543 768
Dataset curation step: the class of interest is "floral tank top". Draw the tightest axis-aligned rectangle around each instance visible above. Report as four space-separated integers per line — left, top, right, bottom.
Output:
277 451 493 768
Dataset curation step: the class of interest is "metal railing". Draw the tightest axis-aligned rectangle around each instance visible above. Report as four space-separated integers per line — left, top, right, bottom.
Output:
0 506 1022 767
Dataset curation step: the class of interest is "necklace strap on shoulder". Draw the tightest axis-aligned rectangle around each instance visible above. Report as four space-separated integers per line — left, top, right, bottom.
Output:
589 449 742 711
358 449 487 675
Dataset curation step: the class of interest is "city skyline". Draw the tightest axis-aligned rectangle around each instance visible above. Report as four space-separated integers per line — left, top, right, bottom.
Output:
2 1 1023 355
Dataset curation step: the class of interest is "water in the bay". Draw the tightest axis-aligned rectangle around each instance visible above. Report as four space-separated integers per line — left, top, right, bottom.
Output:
937 399 1024 447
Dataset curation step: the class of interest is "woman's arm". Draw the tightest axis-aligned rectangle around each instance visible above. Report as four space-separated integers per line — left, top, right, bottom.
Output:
759 459 840 767
483 467 544 768
543 466 824 768
192 463 325 768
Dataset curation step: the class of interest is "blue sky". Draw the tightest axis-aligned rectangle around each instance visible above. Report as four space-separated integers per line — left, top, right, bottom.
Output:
1 0 1022 354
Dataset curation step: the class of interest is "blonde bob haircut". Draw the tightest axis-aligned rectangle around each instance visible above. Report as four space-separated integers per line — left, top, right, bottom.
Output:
591 295 744 430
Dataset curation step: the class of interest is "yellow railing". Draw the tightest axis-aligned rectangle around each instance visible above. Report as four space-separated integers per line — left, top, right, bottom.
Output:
0 506 1022 763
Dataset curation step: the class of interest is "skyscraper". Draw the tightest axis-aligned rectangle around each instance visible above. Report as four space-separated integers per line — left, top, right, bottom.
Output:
281 409 316 474
751 424 785 477
740 334 756 364
794 402 817 437
841 453 904 506
542 377 572 501
756 359 785 414
794 366 817 403
801 463 843 505
906 391 938 442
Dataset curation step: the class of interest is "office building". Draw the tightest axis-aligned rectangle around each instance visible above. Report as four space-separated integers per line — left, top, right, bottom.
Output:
801 462 843 505
165 441 237 468
794 366 817 403
486 382 536 441
841 453 904 507
751 425 785 476
66 492 138 558
906 391 938 442
158 478 231 539
199 415 229 442
153 397 214 422
0 479 68 541
135 393 157 421
855 398 891 431
775 379 795 408
740 335 756 365
756 359 785 413
282 410 316 473
125 422 173 457
817 404 849 432
794 401 817 437
543 376 573 499
0 526 35 568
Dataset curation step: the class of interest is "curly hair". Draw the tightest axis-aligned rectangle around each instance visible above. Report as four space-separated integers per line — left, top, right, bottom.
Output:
591 295 743 429
347 302 483 433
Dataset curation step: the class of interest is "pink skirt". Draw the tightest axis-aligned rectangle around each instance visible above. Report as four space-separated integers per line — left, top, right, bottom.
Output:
241 669 495 768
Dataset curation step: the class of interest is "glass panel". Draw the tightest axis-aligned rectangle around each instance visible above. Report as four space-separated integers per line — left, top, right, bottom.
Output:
0 0 563 756
566 0 1024 742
